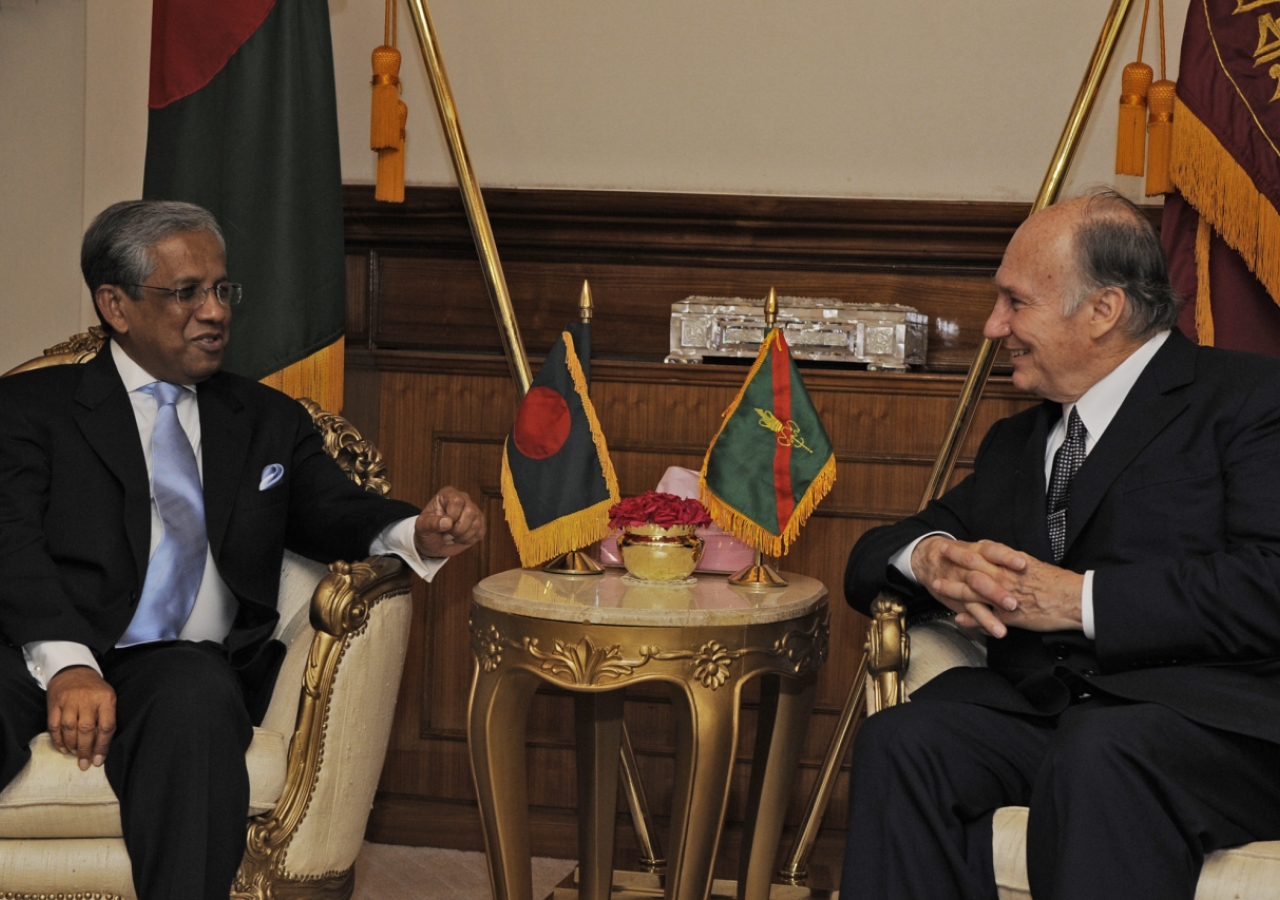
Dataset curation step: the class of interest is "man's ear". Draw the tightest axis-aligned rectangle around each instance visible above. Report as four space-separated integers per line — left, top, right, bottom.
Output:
95 285 130 335
1086 286 1127 338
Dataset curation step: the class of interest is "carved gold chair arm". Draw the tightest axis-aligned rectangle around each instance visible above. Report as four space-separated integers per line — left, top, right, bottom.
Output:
864 592 910 717
234 555 412 900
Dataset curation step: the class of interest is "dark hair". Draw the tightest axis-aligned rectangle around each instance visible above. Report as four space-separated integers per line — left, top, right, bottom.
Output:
1064 190 1180 338
81 200 225 332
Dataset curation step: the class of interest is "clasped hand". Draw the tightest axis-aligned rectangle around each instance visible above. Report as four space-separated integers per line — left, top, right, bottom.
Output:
910 536 1084 638
414 485 485 559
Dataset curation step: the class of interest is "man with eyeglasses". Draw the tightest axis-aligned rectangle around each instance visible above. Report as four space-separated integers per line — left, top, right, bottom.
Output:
0 200 485 900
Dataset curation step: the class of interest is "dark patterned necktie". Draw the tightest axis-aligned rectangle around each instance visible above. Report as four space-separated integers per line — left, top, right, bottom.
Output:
1046 406 1087 563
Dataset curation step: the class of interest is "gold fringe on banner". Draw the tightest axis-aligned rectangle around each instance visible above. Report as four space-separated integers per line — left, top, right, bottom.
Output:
1195 215 1215 346
1170 97 1280 307
500 333 619 568
260 336 345 414
700 454 836 559
699 328 837 558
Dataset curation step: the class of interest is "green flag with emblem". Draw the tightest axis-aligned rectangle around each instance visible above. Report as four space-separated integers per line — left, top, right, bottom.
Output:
699 328 835 556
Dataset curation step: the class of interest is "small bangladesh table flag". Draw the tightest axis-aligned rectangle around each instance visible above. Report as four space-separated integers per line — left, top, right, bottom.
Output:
700 327 835 556
501 331 620 567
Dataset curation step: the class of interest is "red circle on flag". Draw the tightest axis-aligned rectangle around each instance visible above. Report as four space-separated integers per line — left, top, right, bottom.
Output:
513 386 571 459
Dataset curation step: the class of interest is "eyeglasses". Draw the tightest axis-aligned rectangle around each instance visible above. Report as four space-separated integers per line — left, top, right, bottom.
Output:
122 282 243 308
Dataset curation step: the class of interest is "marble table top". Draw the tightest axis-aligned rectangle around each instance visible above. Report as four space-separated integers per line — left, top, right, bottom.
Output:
472 567 827 627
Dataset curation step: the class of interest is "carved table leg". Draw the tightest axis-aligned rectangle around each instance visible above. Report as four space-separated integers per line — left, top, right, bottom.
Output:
736 672 817 900
575 690 626 900
469 664 543 900
665 680 741 900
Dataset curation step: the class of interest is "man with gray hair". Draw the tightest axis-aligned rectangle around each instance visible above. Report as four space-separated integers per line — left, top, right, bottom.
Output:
0 200 485 899
841 191 1280 899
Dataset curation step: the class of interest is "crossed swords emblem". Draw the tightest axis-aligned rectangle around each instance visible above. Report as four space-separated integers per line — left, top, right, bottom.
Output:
755 408 814 454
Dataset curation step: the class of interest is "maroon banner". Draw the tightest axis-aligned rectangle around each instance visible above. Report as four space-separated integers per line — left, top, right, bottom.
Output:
1167 0 1280 353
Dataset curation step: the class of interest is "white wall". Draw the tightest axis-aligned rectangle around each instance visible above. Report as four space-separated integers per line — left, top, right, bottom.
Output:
330 0 1186 201
0 0 87 370
0 0 149 372
1 0 1189 371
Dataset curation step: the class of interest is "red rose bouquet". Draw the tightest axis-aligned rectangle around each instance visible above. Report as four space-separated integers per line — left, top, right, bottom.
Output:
608 490 713 530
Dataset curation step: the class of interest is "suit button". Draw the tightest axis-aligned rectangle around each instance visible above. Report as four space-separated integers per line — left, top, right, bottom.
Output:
1082 668 1098 677
1052 643 1069 660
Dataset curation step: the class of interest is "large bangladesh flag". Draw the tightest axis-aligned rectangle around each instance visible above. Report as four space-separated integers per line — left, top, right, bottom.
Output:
501 331 620 568
143 0 346 381
700 329 835 557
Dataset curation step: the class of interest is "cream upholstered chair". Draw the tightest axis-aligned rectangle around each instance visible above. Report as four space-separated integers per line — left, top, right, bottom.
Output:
0 329 415 900
862 595 1280 900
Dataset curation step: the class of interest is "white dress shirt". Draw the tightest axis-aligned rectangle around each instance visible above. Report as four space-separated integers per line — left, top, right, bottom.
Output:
23 341 444 688
890 329 1171 639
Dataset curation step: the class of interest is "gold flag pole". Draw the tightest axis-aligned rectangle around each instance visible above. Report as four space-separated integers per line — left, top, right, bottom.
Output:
727 287 789 588
543 281 606 576
779 0 1138 882
403 0 532 397
918 0 1136 505
401 3 660 869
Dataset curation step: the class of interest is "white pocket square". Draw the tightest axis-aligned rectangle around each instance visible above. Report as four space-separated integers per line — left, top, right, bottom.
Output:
259 464 284 491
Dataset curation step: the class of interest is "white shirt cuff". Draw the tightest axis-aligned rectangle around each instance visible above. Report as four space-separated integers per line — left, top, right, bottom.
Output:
1081 569 1095 639
23 641 102 690
371 517 448 582
890 531 955 584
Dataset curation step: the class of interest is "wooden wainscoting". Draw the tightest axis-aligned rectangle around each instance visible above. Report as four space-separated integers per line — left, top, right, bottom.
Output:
341 187 1052 870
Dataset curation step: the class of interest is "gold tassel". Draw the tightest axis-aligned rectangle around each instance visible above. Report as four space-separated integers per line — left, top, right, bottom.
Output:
375 100 407 203
1143 1 1174 195
370 0 402 150
1195 215 1214 346
1117 62 1153 176
1145 79 1175 195
1116 0 1153 176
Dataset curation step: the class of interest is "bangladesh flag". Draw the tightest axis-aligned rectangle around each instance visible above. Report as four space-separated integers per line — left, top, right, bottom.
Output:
700 329 835 557
143 0 345 381
501 331 619 567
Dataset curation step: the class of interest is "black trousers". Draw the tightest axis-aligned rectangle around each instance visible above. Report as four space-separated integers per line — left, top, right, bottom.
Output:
839 694 1280 900
0 640 254 900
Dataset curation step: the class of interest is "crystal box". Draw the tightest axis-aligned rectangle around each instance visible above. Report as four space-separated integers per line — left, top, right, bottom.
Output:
666 296 928 369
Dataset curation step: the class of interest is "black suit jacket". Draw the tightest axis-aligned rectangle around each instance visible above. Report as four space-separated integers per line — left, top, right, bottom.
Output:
845 330 1280 745
0 346 419 685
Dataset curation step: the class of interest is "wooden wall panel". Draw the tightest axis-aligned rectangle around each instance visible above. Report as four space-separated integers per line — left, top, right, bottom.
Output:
340 189 1095 875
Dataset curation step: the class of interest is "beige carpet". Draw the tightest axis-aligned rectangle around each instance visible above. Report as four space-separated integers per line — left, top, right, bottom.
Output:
351 842 575 900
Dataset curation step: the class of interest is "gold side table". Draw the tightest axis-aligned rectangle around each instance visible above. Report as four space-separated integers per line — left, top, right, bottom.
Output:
468 568 829 900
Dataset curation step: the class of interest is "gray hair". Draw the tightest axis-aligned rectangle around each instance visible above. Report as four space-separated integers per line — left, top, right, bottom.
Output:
81 200 225 331
1062 190 1180 339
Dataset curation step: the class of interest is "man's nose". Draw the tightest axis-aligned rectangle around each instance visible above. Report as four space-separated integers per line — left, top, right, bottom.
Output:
194 290 230 321
983 304 1010 340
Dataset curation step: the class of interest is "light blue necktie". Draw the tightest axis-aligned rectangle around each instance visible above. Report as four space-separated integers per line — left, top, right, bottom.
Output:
118 382 207 646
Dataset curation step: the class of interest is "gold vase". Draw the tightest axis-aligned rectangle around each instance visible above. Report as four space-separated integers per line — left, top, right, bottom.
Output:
618 524 706 582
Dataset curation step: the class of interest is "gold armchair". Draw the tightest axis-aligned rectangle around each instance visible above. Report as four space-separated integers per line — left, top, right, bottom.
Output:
863 595 1280 900
0 330 415 900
